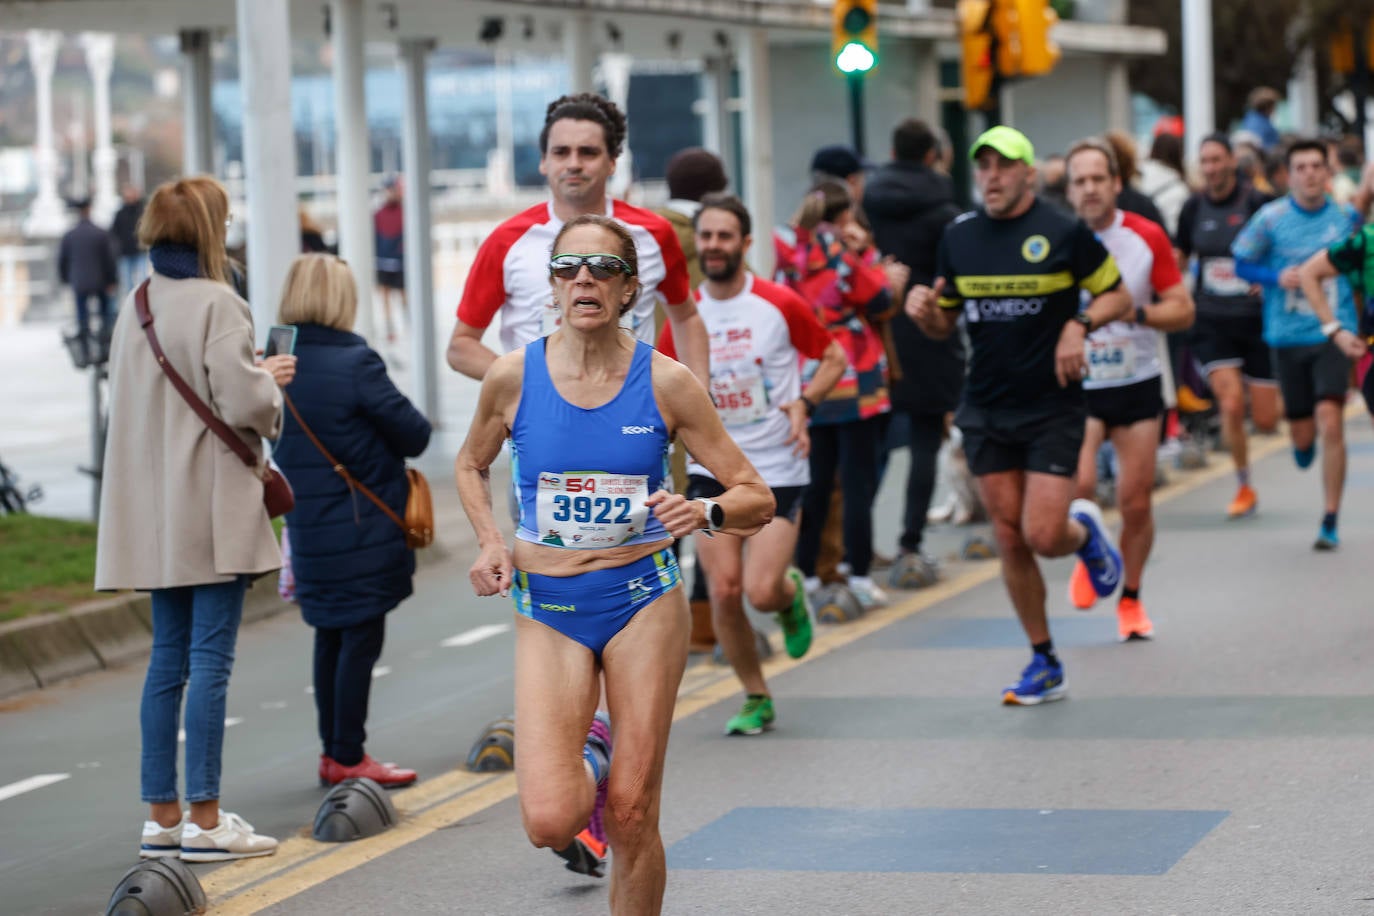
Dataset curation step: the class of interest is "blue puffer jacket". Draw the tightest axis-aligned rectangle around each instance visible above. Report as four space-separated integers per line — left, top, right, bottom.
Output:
274 324 432 628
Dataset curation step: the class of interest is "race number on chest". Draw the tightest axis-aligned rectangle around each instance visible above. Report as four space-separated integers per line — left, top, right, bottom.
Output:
535 472 650 549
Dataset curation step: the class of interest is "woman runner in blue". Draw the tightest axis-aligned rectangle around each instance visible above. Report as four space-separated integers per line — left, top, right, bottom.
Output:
456 214 773 914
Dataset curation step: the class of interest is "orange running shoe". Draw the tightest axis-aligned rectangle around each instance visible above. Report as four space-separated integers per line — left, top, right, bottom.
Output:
1175 383 1213 413
1117 597 1154 641
1226 484 1257 519
1067 559 1097 610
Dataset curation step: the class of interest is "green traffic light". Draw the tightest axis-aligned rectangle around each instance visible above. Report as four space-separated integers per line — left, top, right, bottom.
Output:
836 41 876 73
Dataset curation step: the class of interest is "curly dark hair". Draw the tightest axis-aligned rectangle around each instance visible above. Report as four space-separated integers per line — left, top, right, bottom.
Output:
539 93 627 160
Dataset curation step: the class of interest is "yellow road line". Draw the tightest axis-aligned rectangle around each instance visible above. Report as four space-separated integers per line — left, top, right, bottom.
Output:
205 426 1297 912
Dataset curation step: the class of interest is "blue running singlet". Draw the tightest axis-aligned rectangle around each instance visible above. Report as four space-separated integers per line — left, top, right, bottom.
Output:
511 337 672 550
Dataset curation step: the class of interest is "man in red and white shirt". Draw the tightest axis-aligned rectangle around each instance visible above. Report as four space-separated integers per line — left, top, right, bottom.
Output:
446 93 708 384
660 194 846 736
1065 138 1196 641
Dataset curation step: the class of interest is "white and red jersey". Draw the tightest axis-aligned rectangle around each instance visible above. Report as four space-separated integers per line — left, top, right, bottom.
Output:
456 198 690 353
660 274 835 487
1084 209 1184 390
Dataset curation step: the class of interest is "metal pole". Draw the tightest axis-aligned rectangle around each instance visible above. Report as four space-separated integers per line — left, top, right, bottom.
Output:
1181 0 1215 169
399 38 439 424
739 27 775 277
235 0 298 338
848 71 865 157
566 13 596 94
180 29 214 175
330 0 377 342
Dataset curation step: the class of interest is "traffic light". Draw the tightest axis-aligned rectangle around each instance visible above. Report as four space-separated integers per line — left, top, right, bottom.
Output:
957 0 995 109
989 0 1060 78
1014 0 1060 77
832 0 878 74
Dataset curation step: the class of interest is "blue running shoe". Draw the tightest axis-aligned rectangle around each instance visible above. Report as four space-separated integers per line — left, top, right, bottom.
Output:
1314 522 1339 551
1070 498 1123 598
1294 445 1315 470
1002 653 1067 705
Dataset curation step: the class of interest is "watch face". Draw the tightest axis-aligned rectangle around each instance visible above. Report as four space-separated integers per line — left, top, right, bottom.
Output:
710 502 725 527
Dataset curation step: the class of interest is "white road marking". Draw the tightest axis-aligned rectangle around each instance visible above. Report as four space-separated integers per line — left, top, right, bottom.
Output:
440 623 511 648
260 700 288 710
178 717 243 743
0 773 70 803
371 666 391 679
305 685 315 695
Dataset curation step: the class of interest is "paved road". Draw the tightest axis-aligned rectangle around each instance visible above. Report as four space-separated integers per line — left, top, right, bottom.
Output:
5 413 1374 914
236 422 1374 916
0 428 957 915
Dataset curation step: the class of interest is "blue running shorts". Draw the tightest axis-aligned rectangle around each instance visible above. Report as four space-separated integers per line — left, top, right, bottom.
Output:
511 548 682 658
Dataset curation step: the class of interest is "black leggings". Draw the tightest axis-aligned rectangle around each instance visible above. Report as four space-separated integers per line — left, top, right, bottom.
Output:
900 412 946 553
313 617 387 767
796 417 885 578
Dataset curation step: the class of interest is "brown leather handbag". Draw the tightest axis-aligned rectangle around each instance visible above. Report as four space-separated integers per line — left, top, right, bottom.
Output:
134 280 295 518
282 391 434 549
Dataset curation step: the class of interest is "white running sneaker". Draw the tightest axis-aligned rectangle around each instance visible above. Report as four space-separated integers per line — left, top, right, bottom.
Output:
180 811 279 863
140 813 186 859
847 576 889 610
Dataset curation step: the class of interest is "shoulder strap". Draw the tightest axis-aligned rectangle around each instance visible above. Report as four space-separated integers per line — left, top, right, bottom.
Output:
135 279 258 470
281 390 408 534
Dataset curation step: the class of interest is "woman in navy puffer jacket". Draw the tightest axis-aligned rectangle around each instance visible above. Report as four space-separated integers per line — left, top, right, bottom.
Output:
272 254 431 788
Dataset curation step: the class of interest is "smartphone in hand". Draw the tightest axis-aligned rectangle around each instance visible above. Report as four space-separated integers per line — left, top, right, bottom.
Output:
264 324 298 359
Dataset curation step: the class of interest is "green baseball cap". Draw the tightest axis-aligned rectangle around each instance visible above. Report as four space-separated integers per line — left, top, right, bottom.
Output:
969 125 1035 165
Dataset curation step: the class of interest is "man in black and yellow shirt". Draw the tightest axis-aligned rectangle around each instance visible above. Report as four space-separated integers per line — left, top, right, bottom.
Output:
906 126 1132 706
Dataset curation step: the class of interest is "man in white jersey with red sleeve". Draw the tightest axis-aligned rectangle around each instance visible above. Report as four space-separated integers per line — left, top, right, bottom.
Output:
660 194 846 735
446 93 709 384
1065 138 1195 641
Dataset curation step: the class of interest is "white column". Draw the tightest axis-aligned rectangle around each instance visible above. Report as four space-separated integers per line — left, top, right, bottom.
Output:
81 33 119 226
739 28 775 278
235 0 298 337
399 38 439 423
330 0 376 341
566 13 596 94
1288 46 1319 135
1105 58 1131 134
25 30 65 238
180 29 214 175
600 52 633 199
701 55 737 185
486 47 515 196
1182 0 1215 167
914 41 940 123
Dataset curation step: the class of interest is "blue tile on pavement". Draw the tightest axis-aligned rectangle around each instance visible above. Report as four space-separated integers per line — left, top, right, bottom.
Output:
875 616 1114 649
669 807 1227 875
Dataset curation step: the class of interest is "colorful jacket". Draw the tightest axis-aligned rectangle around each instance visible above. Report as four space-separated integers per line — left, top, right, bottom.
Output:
773 222 893 425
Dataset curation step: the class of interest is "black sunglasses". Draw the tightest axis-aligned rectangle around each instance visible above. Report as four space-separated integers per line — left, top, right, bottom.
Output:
548 253 634 281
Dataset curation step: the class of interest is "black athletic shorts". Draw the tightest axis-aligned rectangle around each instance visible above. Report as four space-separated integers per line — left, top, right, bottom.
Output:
1085 377 1165 430
687 475 805 525
1190 313 1275 382
955 400 1086 478
1272 342 1351 420
376 269 405 290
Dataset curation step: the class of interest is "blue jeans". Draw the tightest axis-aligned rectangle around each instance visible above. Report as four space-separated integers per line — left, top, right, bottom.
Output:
141 577 248 804
119 253 148 297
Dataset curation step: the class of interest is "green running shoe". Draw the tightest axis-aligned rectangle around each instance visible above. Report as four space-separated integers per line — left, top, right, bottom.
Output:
777 568 813 659
725 695 775 736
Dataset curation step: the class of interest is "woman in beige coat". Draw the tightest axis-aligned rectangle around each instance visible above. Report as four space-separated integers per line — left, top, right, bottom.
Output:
95 176 296 863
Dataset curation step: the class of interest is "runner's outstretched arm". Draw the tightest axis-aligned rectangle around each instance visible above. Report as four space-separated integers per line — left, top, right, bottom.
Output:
455 351 523 596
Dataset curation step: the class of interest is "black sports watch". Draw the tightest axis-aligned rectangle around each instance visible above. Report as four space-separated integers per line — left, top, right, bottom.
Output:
799 395 817 417
1071 312 1093 333
695 498 725 531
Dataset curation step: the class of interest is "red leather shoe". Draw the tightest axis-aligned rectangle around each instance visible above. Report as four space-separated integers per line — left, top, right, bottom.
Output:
324 754 417 788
